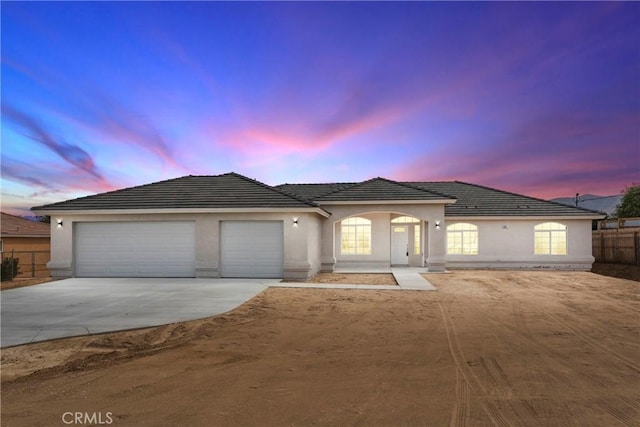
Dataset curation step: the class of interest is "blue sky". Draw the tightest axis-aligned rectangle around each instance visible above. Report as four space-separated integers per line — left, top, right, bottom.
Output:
2 1 638 216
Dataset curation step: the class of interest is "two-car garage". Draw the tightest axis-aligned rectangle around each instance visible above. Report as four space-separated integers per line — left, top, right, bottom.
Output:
74 221 284 278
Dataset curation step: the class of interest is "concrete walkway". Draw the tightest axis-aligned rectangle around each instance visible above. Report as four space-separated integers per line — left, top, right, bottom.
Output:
391 268 438 290
1 278 276 348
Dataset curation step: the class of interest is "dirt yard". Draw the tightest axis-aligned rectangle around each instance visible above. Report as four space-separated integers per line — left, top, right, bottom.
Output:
2 271 638 426
306 273 398 286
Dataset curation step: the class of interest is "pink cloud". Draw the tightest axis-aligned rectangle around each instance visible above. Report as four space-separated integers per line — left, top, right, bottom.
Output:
390 112 638 199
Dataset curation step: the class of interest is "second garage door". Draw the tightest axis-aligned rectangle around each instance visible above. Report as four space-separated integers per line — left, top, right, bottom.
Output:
75 221 196 277
220 221 283 278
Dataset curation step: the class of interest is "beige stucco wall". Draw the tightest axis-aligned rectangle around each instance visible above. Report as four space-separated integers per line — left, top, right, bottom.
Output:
445 218 595 270
47 212 323 280
46 210 596 280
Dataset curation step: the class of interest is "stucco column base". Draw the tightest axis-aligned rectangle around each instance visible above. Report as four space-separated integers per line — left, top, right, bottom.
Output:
426 256 446 273
284 261 313 281
195 267 219 278
47 260 73 278
320 256 336 273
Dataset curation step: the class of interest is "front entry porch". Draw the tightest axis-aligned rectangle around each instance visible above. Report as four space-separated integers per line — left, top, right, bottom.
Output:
320 207 448 273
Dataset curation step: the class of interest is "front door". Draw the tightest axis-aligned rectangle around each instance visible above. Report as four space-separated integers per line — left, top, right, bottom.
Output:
391 226 409 265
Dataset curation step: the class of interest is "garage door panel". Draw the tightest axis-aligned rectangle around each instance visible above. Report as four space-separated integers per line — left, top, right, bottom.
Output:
75 222 196 278
221 221 283 278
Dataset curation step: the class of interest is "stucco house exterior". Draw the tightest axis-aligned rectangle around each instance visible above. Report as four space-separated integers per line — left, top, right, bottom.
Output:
32 172 603 280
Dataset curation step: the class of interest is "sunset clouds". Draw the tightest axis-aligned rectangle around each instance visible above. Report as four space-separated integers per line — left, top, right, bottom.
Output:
1 2 638 215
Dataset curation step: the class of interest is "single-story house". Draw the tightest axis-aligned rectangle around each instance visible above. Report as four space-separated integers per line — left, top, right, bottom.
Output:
1 212 51 277
31 172 604 280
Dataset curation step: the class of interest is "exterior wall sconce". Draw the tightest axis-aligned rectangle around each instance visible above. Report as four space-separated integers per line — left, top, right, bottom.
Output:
57 218 64 229
293 218 299 227
435 221 441 230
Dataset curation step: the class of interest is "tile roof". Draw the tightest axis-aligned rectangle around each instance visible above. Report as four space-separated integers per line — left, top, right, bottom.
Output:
406 181 603 217
279 180 603 217
32 173 604 218
32 173 323 212
314 178 454 202
277 183 357 201
1 212 50 237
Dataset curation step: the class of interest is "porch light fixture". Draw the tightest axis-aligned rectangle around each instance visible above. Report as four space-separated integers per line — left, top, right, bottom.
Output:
293 218 299 227
57 218 64 228
435 221 440 230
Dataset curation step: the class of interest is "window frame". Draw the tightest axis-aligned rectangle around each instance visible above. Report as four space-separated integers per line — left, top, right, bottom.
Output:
447 223 479 255
341 217 372 255
534 222 567 255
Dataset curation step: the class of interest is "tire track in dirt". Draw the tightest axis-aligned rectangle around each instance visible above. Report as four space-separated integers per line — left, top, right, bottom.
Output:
538 308 640 373
499 283 640 364
463 281 635 425
591 398 640 427
438 300 514 427
450 369 470 427
478 280 639 376
476 298 639 426
452 303 558 426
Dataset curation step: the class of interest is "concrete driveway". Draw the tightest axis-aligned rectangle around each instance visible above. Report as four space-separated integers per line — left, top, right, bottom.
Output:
1 278 276 348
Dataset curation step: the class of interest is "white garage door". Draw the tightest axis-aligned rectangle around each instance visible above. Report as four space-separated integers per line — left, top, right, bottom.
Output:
221 221 283 278
75 221 196 277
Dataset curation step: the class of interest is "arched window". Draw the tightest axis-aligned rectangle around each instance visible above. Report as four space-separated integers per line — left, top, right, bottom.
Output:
447 223 478 255
534 222 567 255
341 217 372 255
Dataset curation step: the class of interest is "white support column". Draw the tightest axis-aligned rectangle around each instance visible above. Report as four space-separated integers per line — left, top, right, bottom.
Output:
320 219 336 272
427 219 446 272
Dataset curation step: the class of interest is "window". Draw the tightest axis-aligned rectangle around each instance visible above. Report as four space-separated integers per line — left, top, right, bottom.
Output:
391 216 419 223
534 222 567 255
447 223 478 255
341 217 371 255
414 225 421 255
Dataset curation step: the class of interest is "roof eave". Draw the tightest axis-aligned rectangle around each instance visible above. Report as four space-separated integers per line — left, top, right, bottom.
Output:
444 214 605 220
32 206 332 218
317 199 457 205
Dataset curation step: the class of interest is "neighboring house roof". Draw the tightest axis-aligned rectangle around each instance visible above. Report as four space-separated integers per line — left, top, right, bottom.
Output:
314 177 455 203
32 173 327 213
1 212 50 238
407 181 603 217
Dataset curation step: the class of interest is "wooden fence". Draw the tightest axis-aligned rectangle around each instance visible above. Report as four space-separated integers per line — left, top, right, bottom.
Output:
1 250 50 278
592 229 640 265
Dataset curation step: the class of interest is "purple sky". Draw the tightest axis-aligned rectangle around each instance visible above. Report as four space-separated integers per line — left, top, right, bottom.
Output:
2 2 639 216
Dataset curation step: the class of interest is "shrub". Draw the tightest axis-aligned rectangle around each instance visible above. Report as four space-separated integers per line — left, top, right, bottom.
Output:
1 255 20 281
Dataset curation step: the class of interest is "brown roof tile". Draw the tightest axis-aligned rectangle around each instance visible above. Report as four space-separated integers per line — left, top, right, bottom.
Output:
1 212 50 237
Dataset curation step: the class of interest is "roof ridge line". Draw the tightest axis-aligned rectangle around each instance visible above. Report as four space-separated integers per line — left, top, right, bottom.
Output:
314 176 458 201
278 182 358 186
227 172 321 208
389 179 458 200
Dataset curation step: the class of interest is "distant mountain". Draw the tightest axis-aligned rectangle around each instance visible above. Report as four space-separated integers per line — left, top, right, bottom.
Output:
550 194 621 215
